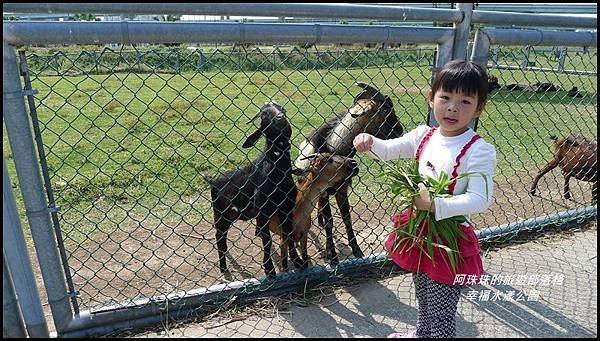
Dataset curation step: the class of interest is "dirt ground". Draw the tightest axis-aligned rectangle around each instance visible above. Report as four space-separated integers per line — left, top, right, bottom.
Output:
28 166 595 334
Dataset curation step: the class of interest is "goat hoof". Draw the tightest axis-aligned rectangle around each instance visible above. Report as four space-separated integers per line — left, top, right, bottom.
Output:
352 248 365 259
329 256 339 266
292 261 305 271
325 249 339 265
295 264 308 272
222 271 233 282
264 263 277 278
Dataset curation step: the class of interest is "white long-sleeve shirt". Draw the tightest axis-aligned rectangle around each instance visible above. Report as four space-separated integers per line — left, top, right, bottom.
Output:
368 125 497 221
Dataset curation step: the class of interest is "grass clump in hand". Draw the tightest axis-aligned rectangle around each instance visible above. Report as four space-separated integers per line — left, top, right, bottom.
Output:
380 158 488 273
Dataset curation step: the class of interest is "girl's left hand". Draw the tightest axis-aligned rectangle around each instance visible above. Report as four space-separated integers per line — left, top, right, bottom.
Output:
413 183 436 213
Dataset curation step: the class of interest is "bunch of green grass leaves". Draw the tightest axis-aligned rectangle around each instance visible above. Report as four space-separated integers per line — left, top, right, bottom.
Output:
379 158 488 273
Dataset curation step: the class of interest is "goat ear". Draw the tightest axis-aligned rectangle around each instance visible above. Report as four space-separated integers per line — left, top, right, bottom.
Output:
384 95 394 107
354 82 386 103
242 129 262 148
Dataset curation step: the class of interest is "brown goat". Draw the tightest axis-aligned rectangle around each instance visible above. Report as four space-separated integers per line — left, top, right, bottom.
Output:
295 82 403 265
530 134 597 203
270 153 359 270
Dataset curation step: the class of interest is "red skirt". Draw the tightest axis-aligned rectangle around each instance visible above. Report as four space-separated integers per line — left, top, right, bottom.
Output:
384 210 484 285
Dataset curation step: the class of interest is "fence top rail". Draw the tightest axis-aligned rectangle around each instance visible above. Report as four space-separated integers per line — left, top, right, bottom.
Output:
3 21 455 46
470 27 597 68
3 3 597 29
479 28 597 48
2 3 463 23
471 10 596 29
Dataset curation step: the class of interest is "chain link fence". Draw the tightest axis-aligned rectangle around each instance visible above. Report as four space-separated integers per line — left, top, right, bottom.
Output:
4 40 597 336
481 45 596 225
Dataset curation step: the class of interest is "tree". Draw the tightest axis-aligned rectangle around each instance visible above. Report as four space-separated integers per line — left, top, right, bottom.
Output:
73 13 96 21
153 15 180 22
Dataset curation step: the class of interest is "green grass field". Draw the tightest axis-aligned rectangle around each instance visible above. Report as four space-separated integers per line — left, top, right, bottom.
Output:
3 47 597 247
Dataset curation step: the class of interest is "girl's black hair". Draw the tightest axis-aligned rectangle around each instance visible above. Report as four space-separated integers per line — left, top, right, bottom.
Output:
431 60 489 109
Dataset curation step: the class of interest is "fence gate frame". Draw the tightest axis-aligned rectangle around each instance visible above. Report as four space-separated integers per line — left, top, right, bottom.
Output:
2 3 597 337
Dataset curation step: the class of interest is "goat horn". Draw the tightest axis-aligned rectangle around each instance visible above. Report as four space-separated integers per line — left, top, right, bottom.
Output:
355 82 381 94
354 82 386 103
299 153 319 161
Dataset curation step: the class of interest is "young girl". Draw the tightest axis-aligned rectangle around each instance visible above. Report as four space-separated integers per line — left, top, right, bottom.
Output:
353 60 496 338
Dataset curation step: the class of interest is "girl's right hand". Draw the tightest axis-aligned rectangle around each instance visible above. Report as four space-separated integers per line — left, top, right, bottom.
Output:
353 133 374 153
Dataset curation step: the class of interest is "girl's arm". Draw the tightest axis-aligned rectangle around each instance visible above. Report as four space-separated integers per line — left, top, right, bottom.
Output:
433 142 497 220
367 125 429 161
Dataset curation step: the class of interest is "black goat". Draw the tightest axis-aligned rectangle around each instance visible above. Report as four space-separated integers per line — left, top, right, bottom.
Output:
295 82 404 264
567 87 583 98
204 102 304 278
503 81 563 92
488 75 501 94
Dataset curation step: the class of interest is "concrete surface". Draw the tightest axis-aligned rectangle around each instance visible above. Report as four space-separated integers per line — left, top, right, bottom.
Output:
137 225 597 338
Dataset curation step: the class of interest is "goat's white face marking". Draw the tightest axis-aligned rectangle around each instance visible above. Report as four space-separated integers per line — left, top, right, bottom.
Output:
348 100 375 117
328 101 375 150
295 140 315 170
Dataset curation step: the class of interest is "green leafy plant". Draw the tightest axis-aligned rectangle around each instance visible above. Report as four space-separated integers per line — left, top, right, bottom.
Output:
379 158 488 273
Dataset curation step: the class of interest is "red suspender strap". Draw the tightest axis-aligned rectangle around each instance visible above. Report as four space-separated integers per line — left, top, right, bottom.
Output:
415 126 437 161
448 134 481 195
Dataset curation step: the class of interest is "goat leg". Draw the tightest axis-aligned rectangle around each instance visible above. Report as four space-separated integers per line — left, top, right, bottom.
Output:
563 174 572 200
318 195 339 265
530 158 559 196
257 214 276 278
215 216 231 274
280 235 289 272
282 213 306 271
300 231 309 268
335 185 364 258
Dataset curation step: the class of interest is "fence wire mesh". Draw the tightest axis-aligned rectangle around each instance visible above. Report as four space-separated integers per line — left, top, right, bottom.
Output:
3 42 597 337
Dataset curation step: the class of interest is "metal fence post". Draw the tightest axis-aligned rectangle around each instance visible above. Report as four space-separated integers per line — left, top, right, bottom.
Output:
3 159 50 337
558 46 567 72
92 50 99 74
470 30 491 69
469 29 491 138
427 38 454 127
2 42 73 334
492 46 500 67
521 45 532 69
453 3 474 60
3 254 27 338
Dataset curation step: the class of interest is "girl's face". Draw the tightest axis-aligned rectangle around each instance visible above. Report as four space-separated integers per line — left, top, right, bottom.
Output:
428 89 484 137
